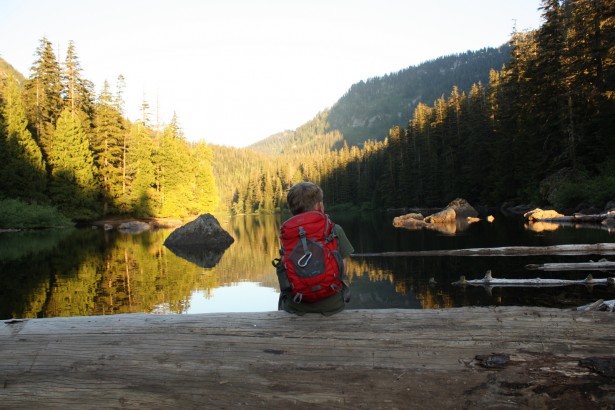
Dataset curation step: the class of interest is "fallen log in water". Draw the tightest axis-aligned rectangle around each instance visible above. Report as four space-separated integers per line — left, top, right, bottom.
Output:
453 270 615 287
526 260 615 271
534 213 615 223
353 243 615 257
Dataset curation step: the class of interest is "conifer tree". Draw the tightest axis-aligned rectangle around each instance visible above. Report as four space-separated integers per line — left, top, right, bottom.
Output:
49 108 98 218
93 81 125 214
63 41 95 129
0 75 47 200
157 115 194 217
125 121 156 216
24 37 63 159
193 142 220 213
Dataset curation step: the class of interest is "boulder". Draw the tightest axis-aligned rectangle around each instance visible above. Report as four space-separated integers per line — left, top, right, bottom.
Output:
392 213 425 228
164 214 234 268
118 221 151 233
539 168 576 205
603 217 615 228
164 214 234 252
523 208 565 222
424 207 457 224
446 198 478 219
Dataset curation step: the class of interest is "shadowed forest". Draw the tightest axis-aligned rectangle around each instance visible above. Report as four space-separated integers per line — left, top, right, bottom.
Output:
1 0 614 225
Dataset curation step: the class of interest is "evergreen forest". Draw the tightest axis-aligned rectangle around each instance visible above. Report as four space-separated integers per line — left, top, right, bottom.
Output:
0 40 219 222
1 0 614 225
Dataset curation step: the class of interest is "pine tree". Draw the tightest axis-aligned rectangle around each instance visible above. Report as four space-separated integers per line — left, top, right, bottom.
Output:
24 37 63 160
63 40 95 129
0 75 47 200
533 0 568 173
157 115 194 217
193 142 220 213
93 81 125 214
124 121 156 216
565 0 615 170
49 108 98 219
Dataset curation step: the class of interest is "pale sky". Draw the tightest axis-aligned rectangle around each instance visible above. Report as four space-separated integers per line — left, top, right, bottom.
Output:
0 0 543 147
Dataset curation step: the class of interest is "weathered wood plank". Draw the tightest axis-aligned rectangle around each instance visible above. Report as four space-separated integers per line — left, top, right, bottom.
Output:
353 243 615 257
1 308 615 409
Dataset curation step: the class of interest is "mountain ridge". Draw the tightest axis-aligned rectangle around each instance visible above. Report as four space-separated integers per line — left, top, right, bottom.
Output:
250 45 510 155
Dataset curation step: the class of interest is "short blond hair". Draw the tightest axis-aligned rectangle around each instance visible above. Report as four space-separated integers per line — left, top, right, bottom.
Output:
287 181 323 215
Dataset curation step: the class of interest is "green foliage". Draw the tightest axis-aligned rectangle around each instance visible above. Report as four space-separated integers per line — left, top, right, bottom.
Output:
327 46 511 146
0 75 47 200
0 198 72 229
23 37 64 159
3 3 613 223
92 80 125 214
1 39 222 223
552 175 615 210
49 109 99 219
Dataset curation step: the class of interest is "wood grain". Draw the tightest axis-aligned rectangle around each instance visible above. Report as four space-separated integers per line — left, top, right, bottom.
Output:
1 308 614 409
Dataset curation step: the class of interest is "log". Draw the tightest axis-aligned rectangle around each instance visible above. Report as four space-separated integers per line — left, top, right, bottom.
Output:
576 299 615 312
1 308 615 409
453 271 615 287
353 243 615 257
577 299 605 312
533 213 614 223
526 260 615 271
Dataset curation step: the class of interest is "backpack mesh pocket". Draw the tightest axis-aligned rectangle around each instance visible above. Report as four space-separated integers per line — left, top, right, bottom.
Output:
288 239 325 278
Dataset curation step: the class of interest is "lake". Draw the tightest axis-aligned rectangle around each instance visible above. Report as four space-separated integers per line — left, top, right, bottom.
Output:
1 211 614 319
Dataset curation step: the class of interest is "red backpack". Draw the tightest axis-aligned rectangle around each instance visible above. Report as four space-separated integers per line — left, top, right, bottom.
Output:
275 211 344 303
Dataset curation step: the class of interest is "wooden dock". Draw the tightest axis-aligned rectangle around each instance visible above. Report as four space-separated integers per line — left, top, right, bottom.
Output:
2 307 615 409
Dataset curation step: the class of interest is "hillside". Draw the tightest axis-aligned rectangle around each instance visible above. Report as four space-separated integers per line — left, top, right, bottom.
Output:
250 45 510 154
0 56 26 85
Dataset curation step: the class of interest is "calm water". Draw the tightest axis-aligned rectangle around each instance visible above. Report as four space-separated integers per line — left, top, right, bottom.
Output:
1 211 614 319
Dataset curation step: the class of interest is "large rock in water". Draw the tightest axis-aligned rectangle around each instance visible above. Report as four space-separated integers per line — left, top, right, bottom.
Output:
164 214 234 268
423 198 478 224
424 207 457 224
523 208 564 222
446 198 479 219
392 213 426 228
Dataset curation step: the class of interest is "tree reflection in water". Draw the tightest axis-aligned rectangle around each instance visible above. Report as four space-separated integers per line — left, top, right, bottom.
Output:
1 212 614 319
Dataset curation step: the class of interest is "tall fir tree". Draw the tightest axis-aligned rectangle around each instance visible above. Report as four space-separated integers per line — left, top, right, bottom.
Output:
0 74 47 200
93 81 125 214
193 142 220 213
62 40 96 130
23 37 63 160
49 108 98 219
157 114 194 217
125 121 156 216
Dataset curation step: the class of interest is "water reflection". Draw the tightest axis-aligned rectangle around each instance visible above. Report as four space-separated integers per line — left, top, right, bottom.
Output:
164 246 228 268
1 211 614 319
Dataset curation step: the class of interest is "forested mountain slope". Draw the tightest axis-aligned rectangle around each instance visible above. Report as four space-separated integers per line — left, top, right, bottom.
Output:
250 45 510 155
0 57 26 92
328 46 510 146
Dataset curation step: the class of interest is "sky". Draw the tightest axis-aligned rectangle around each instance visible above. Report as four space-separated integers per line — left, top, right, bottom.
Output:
0 0 543 147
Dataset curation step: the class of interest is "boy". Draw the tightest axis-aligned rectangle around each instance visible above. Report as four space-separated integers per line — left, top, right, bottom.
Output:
277 181 354 316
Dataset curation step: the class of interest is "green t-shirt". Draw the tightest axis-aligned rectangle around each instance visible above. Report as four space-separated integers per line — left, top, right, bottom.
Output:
333 224 354 258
